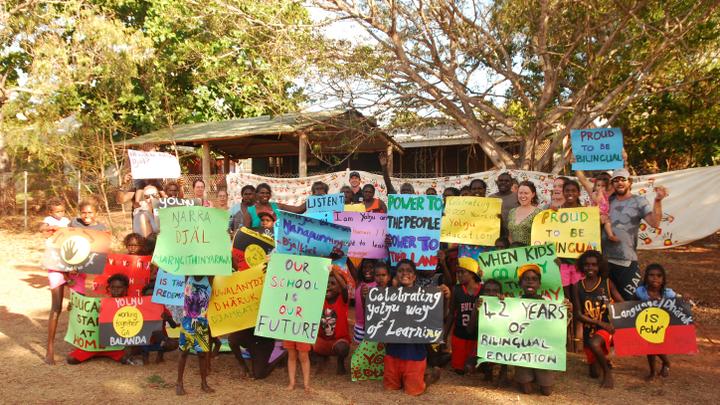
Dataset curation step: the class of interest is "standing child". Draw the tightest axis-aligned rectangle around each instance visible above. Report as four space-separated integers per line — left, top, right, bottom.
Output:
71 198 108 231
443 257 482 374
635 263 677 380
176 275 214 395
314 267 351 374
257 211 275 238
348 259 377 343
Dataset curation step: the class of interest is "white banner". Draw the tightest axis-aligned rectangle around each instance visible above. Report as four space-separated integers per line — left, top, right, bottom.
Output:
128 149 181 180
227 166 720 250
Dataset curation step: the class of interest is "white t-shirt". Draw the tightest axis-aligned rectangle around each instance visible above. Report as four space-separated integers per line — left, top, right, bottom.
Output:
43 216 70 228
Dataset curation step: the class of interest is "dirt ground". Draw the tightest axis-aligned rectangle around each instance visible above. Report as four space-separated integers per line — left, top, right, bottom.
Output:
0 213 718 404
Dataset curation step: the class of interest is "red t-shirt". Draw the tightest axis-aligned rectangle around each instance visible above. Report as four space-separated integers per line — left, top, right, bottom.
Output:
318 293 349 341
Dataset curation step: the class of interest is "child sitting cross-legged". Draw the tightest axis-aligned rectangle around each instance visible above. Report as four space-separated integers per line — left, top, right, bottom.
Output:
312 266 351 374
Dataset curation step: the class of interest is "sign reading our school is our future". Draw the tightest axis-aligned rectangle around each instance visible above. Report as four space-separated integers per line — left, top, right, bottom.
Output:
571 127 624 170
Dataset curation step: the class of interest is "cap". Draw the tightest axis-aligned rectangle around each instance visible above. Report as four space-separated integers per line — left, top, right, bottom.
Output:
349 171 360 179
610 168 630 180
517 263 541 279
458 257 479 275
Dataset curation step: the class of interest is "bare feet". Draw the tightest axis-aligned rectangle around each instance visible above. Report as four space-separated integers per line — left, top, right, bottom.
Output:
286 382 295 390
45 352 55 365
424 367 441 386
601 372 614 389
303 384 312 393
336 361 346 375
660 364 670 377
645 372 657 381
175 384 186 396
589 363 600 379
201 382 215 393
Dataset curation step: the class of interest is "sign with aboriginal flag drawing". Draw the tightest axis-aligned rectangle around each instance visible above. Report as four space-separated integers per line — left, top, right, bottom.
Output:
152 206 232 275
208 265 265 336
333 212 388 259
477 297 567 371
254 253 331 343
364 286 444 344
65 292 122 352
387 194 444 270
609 298 698 356
43 228 111 274
99 296 164 346
440 197 501 246
275 210 351 258
530 207 601 259
350 341 385 382
92 254 152 297
477 244 563 301
232 226 274 270
571 127 624 170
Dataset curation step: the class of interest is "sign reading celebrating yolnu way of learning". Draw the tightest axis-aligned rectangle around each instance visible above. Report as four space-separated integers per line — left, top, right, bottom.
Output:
151 269 186 306
43 228 112 274
152 206 232 275
65 292 122 352
99 296 164 346
275 211 351 258
254 253 331 344
570 127 624 170
333 212 388 259
477 244 563 300
387 194 444 270
530 207 601 259
440 197 502 246
232 226 275 271
476 297 567 371
208 264 266 337
364 286 444 344
350 340 386 382
609 298 697 356
92 254 152 297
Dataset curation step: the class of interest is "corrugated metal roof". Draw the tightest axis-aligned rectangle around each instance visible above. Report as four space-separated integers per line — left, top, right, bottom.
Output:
390 124 518 148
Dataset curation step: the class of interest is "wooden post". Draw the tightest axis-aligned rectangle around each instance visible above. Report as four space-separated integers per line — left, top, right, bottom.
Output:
223 155 230 174
386 145 394 176
201 142 211 195
298 133 308 177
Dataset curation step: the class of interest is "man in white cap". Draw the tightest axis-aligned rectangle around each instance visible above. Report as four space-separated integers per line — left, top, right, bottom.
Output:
603 168 668 300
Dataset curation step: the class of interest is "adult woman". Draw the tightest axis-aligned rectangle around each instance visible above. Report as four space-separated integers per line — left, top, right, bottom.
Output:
193 179 213 207
230 185 256 233
362 184 387 213
242 183 305 228
133 186 160 238
544 176 569 209
507 181 542 246
215 188 229 209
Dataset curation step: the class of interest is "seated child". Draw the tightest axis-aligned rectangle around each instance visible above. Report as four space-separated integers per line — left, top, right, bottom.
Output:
135 284 179 365
468 279 508 383
313 267 351 374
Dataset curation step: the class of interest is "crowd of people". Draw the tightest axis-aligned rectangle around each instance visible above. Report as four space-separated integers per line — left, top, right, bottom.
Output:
40 151 683 397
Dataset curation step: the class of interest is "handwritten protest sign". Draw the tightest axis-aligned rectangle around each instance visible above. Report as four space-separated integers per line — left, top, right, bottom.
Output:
440 197 501 245
151 269 185 306
152 206 232 275
333 212 387 259
306 193 344 213
232 227 275 270
92 254 152 297
350 341 385 381
609 298 697 356
275 211 351 258
477 297 566 371
208 265 265 336
152 197 202 216
43 228 111 274
65 292 121 351
364 286 444 344
99 296 164 346
530 207 601 258
459 244 491 260
477 244 563 300
571 127 624 170
127 149 181 179
255 253 331 343
387 195 444 270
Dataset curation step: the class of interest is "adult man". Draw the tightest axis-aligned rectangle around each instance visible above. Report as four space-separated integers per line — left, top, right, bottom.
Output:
348 171 363 202
602 168 668 300
489 172 519 235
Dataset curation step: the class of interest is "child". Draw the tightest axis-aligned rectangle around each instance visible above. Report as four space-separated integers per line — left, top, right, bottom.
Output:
257 211 275 238
573 250 623 388
138 284 179 365
348 259 377 343
66 274 131 365
374 262 392 288
177 275 214 395
313 267 351 374
71 198 108 231
468 279 508 383
284 336 312 391
576 170 618 241
124 233 147 255
383 259 449 396
635 263 677 380
444 257 482 374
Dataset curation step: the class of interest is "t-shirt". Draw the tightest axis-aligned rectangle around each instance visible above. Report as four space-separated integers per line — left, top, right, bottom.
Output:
319 293 350 341
489 192 520 226
452 285 481 340
578 277 613 345
43 216 70 227
354 281 377 329
634 285 676 301
69 218 108 231
184 276 211 320
602 195 652 264
385 343 427 361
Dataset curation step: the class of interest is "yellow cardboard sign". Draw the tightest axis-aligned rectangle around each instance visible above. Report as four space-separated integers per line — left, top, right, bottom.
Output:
530 207 601 258
440 197 502 246
344 203 366 212
208 264 265 336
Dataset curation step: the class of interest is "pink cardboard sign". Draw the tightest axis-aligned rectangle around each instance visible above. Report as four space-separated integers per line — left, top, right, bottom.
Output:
334 212 387 259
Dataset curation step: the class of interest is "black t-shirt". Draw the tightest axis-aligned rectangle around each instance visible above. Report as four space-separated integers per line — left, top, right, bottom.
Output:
452 284 480 340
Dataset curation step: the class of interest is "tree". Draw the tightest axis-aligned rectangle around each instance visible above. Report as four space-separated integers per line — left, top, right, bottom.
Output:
313 0 720 171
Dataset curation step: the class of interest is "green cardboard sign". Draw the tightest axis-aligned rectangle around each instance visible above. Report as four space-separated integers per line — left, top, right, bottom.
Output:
477 244 563 300
152 206 232 275
254 253 331 343
476 297 566 371
350 341 385 381
64 291 122 352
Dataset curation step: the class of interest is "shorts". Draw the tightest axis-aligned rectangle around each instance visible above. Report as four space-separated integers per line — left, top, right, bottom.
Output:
383 354 426 396
68 348 125 363
560 263 584 287
179 317 210 353
451 335 477 371
514 366 556 387
353 324 365 344
283 340 312 352
48 270 86 293
583 329 613 364
313 337 350 356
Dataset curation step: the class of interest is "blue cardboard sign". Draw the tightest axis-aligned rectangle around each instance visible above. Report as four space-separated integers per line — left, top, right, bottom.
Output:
306 193 344 213
386 194 443 270
151 269 185 306
275 210 351 258
571 127 624 170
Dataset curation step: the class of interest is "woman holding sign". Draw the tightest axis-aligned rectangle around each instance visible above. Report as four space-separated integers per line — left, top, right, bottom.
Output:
243 183 306 227
507 181 542 246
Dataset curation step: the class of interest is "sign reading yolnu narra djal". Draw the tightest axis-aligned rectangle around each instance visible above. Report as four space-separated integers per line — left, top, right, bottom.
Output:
530 207 601 259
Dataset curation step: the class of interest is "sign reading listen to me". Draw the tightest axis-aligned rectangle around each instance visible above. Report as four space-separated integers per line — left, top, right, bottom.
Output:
128 149 181 179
